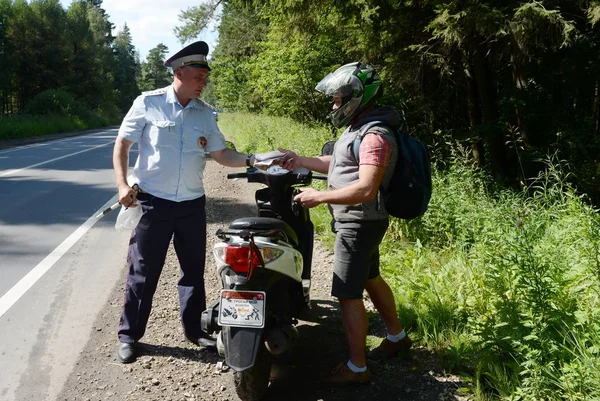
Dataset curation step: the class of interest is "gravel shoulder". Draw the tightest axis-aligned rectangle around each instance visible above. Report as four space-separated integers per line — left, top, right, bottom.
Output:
54 157 467 401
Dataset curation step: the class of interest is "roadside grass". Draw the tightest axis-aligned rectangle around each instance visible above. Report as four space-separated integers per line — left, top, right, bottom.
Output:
382 156 600 400
0 114 119 141
217 111 334 158
220 111 600 400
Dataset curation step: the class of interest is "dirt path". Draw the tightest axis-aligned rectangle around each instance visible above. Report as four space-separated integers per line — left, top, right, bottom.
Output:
56 158 466 401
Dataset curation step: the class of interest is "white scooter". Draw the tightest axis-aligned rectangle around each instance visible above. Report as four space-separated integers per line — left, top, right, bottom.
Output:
201 165 326 401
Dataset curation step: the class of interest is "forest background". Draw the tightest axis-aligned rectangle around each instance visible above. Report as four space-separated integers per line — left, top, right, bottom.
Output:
2 0 600 400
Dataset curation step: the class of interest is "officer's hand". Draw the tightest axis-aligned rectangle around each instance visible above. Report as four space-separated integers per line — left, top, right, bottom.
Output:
118 184 138 208
278 148 300 171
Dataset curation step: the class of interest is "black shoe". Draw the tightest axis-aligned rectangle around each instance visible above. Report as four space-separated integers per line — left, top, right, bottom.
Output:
117 342 137 364
186 332 217 351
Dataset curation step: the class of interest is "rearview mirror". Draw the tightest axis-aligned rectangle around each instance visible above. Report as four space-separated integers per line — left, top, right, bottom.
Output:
320 141 335 156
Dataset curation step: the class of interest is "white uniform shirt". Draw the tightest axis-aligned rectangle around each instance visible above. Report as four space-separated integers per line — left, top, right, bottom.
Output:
118 85 226 201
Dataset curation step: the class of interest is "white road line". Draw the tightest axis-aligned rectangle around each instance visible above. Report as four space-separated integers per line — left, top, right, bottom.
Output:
0 130 118 155
0 141 113 177
0 195 119 318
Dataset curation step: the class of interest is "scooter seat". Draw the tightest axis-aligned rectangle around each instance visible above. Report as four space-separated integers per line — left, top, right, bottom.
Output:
229 217 299 246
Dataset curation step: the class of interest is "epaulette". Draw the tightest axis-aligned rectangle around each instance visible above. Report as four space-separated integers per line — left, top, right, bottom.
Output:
196 98 216 111
141 87 168 97
192 98 217 112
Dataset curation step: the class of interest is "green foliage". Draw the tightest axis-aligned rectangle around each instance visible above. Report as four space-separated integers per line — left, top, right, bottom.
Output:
84 1 117 108
139 43 172 92
5 87 119 140
510 2 576 52
205 2 268 112
186 1 342 119
200 79 218 106
191 0 600 201
218 111 332 157
24 89 87 118
554 328 600 400
246 28 343 120
0 113 109 140
174 0 222 44
387 154 600 400
589 1 600 26
0 0 12 114
1 0 138 120
113 24 140 112
95 99 123 122
211 56 257 111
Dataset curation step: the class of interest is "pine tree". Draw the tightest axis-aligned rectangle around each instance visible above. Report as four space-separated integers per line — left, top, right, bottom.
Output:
113 23 140 111
139 44 171 92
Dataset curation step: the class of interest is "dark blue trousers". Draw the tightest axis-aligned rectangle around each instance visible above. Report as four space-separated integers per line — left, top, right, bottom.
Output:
118 193 207 343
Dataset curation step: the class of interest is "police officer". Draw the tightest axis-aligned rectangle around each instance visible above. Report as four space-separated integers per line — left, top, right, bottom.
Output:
113 41 258 363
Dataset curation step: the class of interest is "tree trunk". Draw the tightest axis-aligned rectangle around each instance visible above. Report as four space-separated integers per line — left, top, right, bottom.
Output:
458 49 485 167
594 82 600 134
511 48 531 147
472 45 510 179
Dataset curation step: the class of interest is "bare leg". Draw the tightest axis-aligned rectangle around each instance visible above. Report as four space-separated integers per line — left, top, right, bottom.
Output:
338 298 368 367
365 275 403 335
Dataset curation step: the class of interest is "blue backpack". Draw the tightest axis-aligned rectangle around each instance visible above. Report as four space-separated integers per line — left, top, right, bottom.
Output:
352 121 432 220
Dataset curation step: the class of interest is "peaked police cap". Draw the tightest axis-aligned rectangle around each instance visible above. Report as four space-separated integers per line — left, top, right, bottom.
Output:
164 41 210 70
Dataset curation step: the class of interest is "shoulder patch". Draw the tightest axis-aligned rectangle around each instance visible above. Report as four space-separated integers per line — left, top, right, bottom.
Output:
142 87 168 97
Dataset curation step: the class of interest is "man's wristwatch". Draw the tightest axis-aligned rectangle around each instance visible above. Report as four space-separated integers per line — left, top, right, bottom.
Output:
245 154 254 167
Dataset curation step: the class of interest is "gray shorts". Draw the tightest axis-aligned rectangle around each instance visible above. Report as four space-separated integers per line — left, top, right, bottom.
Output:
331 220 389 300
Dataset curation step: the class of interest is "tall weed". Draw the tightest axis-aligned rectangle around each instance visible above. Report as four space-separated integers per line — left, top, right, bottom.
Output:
385 154 600 400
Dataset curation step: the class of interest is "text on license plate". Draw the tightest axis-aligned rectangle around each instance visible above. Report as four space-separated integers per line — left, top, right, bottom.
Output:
218 290 266 328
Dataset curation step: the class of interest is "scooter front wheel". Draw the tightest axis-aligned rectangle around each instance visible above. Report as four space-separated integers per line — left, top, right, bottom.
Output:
233 343 272 401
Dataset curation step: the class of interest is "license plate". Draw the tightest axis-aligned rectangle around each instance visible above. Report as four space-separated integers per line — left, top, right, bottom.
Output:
218 290 266 328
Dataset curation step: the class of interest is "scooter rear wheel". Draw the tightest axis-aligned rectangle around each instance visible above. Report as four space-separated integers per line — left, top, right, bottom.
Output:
233 343 272 401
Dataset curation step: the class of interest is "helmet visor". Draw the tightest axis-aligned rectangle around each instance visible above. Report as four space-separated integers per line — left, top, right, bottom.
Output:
315 64 360 97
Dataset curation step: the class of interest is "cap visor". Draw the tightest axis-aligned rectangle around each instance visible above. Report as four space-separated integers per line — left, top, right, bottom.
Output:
187 63 211 70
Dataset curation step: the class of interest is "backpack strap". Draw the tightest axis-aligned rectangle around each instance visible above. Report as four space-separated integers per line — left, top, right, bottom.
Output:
352 121 390 163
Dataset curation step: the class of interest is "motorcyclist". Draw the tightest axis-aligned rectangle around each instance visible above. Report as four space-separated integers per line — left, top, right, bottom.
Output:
278 62 412 385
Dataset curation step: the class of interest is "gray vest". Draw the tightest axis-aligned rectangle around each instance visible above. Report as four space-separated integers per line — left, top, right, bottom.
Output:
327 123 398 223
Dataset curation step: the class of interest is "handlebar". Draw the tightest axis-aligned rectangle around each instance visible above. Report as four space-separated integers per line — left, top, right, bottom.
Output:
227 167 327 185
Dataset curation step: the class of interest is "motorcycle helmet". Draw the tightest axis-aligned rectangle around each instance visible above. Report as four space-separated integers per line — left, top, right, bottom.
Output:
315 62 383 128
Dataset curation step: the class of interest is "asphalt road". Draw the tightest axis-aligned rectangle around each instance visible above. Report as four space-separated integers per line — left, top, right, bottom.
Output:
0 129 134 401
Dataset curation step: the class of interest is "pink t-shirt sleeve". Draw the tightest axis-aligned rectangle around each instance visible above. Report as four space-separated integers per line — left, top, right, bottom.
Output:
358 133 392 167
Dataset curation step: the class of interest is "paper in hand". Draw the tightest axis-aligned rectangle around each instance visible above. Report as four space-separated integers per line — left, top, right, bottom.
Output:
253 151 287 168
